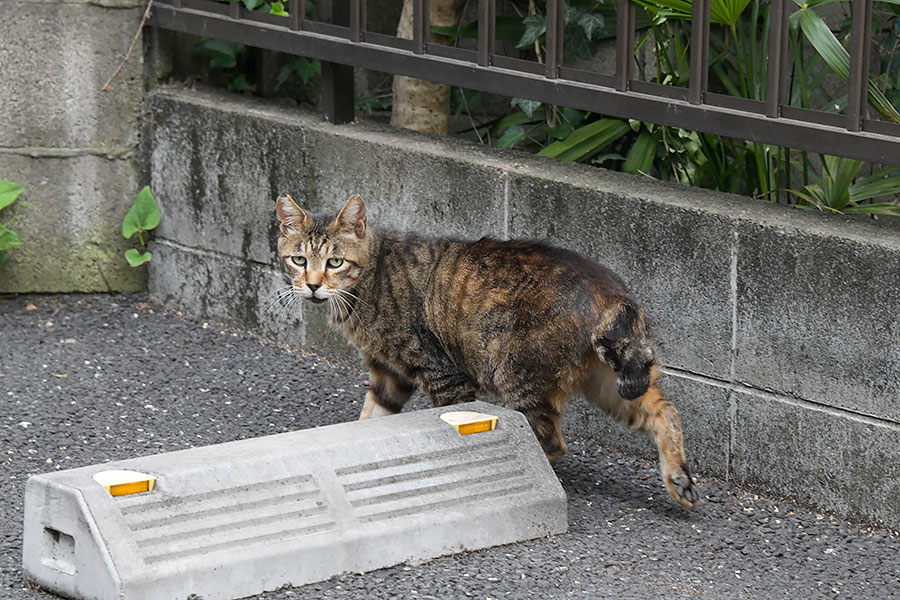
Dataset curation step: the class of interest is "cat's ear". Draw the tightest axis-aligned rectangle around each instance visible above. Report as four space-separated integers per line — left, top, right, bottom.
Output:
333 194 367 239
276 194 312 234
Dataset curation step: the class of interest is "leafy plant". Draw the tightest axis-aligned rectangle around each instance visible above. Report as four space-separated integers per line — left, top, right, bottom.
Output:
485 0 900 215
277 57 321 90
122 186 161 268
0 180 24 269
196 1 320 95
790 156 900 215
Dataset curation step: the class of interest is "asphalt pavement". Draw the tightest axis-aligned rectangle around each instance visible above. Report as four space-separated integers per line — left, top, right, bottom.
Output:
2 293 898 599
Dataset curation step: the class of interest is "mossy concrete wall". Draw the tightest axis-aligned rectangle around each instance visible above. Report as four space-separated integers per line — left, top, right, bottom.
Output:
0 0 146 292
146 86 900 529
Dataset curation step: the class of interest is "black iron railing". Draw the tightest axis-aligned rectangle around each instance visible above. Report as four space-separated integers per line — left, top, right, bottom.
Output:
149 0 900 166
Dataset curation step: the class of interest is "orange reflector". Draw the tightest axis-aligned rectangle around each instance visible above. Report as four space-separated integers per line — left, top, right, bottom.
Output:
92 470 157 497
440 411 498 435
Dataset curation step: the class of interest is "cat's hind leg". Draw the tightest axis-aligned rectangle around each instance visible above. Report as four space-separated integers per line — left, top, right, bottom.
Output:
582 364 700 509
494 375 569 466
359 357 417 420
519 402 568 467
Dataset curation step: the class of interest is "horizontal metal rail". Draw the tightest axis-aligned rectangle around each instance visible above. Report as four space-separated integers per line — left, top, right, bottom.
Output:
149 0 900 166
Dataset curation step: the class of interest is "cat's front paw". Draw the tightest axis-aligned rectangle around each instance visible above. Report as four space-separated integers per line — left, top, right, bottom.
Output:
665 464 700 510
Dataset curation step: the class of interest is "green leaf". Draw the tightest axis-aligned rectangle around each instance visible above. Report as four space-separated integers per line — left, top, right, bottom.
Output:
635 0 749 26
511 98 542 119
227 74 255 93
356 94 393 114
451 87 481 116
559 107 586 126
125 248 152 268
850 170 900 202
623 129 658 175
577 12 605 40
195 39 244 70
490 108 546 134
276 57 321 90
794 7 900 122
563 25 598 62
122 186 161 240
0 226 21 252
516 15 546 49
0 180 24 212
498 125 527 148
269 1 289 16
711 0 751 26
592 152 628 165
842 202 900 216
241 0 265 10
538 118 631 162
548 121 575 140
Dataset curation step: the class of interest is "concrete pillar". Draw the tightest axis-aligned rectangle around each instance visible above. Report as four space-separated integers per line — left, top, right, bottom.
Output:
0 0 147 292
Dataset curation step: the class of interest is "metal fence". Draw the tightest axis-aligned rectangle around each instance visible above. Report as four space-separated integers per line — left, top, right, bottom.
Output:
149 0 900 166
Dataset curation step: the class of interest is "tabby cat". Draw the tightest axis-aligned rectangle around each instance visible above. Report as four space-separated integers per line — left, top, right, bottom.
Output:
276 194 700 509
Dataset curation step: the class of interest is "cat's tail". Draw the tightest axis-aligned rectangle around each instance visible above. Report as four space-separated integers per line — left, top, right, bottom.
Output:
591 300 656 400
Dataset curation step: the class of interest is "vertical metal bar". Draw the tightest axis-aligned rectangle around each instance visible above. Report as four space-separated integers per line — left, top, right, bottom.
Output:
689 0 710 104
615 0 635 91
230 0 241 19
289 0 301 30
319 0 355 124
173 0 183 8
477 0 494 67
847 0 873 131
545 0 564 79
413 0 425 54
351 0 362 42
765 0 790 117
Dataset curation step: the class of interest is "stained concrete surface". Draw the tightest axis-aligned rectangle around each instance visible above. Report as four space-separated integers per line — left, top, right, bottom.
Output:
2 294 899 599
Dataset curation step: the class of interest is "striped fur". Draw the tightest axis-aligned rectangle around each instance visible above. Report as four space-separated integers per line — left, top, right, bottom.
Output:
276 194 700 509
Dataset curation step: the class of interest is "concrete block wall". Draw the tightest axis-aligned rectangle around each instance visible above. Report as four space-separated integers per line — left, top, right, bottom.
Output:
146 87 900 529
0 0 146 292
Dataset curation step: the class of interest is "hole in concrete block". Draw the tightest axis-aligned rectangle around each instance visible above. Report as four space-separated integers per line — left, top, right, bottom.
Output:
42 527 76 575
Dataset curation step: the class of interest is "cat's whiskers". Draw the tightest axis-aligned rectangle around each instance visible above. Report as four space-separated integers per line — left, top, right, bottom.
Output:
334 287 370 308
264 285 302 319
329 290 360 327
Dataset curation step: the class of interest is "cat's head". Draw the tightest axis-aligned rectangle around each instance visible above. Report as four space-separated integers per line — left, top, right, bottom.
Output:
275 194 370 304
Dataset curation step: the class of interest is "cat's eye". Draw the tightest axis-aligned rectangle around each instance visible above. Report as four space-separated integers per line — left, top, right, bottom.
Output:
291 256 307 267
327 257 344 268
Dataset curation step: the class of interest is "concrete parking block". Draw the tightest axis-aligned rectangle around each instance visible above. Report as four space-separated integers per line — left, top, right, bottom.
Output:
23 401 567 600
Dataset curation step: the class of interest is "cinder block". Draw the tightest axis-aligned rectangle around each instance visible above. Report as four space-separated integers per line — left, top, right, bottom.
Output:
0 153 143 293
731 390 900 529
562 372 731 479
506 168 736 380
23 401 567 600
0 1 144 150
734 219 900 421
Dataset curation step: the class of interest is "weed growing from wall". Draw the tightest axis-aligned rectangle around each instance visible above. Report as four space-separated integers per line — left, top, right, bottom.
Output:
0 181 24 269
122 186 160 268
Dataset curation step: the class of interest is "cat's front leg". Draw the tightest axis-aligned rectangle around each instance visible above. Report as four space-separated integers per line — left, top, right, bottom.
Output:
358 357 417 420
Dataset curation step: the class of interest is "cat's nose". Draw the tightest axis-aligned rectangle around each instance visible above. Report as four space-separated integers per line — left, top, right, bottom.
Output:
307 284 320 292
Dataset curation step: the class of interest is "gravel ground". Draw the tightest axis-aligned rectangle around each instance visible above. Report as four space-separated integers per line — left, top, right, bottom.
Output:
2 293 899 600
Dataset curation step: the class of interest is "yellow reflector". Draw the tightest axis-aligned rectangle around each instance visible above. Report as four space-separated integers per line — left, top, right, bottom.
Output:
440 411 498 435
92 470 157 497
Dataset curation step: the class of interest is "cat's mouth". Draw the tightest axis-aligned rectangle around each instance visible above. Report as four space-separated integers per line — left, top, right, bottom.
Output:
308 297 328 304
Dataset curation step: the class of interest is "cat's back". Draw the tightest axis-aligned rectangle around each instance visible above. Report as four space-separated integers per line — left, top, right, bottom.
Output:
425 236 632 337
429 236 630 303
